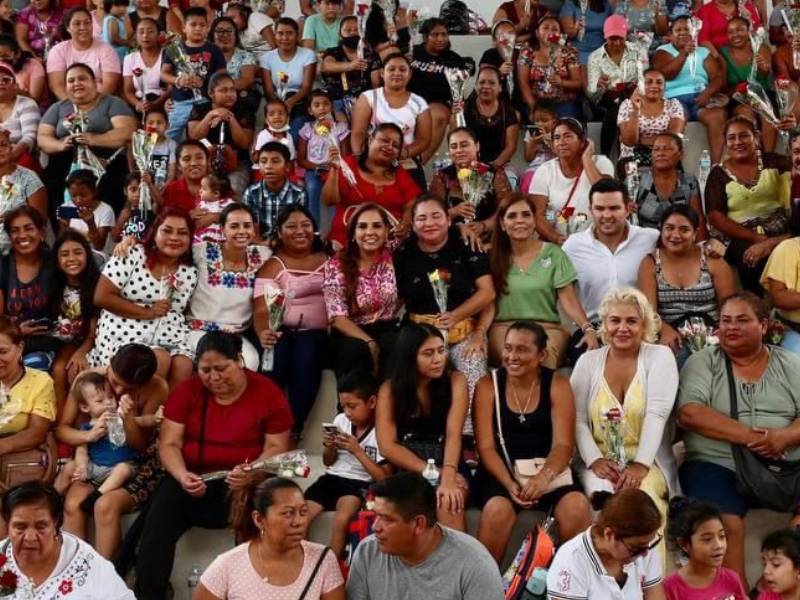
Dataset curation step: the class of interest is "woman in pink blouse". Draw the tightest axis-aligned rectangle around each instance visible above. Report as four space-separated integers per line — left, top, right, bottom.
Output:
14 0 62 60
697 0 761 52
323 203 400 381
195 477 345 600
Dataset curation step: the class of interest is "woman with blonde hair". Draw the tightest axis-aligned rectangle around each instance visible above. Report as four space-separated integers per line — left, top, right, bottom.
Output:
570 287 679 557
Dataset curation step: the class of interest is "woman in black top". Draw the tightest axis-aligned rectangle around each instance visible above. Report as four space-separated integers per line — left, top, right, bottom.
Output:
472 321 591 562
393 194 496 433
129 0 169 31
363 0 411 61
376 322 470 530
408 18 469 163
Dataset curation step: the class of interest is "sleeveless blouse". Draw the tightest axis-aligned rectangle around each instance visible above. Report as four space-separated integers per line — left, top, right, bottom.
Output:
254 256 327 331
654 248 718 327
494 367 554 460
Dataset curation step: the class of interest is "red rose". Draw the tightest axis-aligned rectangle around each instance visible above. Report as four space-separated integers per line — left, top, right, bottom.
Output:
0 570 16 589
0 554 7 568
58 580 73 595
547 33 561 44
561 206 575 218
735 82 748 95
614 82 625 93
356 2 368 16
132 67 144 77
776 77 791 90
606 407 623 422
157 33 167 46
437 269 451 282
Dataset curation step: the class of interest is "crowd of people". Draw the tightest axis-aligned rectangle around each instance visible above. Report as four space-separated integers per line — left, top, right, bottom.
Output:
0 0 798 597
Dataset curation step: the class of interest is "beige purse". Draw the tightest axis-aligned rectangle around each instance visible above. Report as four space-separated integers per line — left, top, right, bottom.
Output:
491 369 574 494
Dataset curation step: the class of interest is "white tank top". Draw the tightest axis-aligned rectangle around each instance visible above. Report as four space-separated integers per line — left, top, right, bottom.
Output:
363 87 429 147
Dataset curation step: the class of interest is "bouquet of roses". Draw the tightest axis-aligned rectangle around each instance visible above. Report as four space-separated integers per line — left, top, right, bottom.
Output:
201 449 311 482
688 16 703 80
62 110 107 205
496 28 516 97
601 407 627 468
767 319 787 345
131 127 159 218
428 269 451 343
375 0 398 43
678 317 719 352
445 68 470 127
776 77 798 117
733 81 780 127
276 70 290 100
0 553 17 596
314 115 357 186
260 283 294 371
456 163 493 222
162 31 203 102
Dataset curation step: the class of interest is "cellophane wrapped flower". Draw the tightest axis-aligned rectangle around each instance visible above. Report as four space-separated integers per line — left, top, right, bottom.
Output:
445 68 470 127
578 0 588 40
260 283 294 371
62 110 107 205
542 33 566 96
132 67 145 99
677 318 719 352
0 553 17 596
201 450 311 482
428 269 450 343
601 407 627 468
131 127 159 218
633 31 653 94
162 31 203 102
553 206 589 236
733 81 780 127
276 70 290 100
748 25 766 83
356 2 370 60
496 29 516 97
0 177 17 221
688 16 703 79
767 319 786 345
776 77 798 117
314 115 357 186
407 4 430 43
375 0 397 42
455 163 493 222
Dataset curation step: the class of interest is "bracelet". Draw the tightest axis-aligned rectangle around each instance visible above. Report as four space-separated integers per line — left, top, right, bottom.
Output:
443 462 458 471
580 322 595 333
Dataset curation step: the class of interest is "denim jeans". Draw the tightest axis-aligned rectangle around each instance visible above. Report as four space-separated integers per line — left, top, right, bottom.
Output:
167 97 205 142
304 168 326 227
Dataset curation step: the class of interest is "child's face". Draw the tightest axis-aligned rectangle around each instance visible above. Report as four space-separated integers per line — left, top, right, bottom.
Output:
493 23 514 48
225 7 246 30
319 0 340 20
258 151 288 183
69 183 96 209
533 110 556 134
199 177 219 201
126 181 140 204
144 113 167 135
57 240 87 279
763 549 800 594
684 518 727 570
266 104 289 130
339 392 375 426
0 0 12 20
80 384 115 419
310 96 332 119
184 15 209 43
110 3 128 16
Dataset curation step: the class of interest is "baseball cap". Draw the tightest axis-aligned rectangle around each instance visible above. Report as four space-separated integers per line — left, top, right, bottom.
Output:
604 14 628 39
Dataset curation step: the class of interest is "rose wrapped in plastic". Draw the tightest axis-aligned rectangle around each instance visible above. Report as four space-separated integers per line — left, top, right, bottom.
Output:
602 407 628 468
276 70 290 101
131 127 159 218
732 81 780 127
688 17 703 80
260 283 294 371
776 77 798 117
428 269 451 343
375 0 397 43
162 31 203 102
356 2 370 60
678 317 719 352
748 26 766 83
496 28 516 97
578 0 588 40
445 68 470 127
543 33 566 95
314 115 357 186
201 450 312 482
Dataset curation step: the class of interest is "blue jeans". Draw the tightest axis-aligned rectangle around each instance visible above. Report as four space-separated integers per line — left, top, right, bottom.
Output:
304 168 326 227
555 99 582 119
672 93 701 121
167 97 205 142
264 328 327 431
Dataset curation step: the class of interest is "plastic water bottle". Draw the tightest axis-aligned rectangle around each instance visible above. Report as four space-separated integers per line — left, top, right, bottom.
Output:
187 565 202 591
698 150 711 190
106 413 126 449
422 459 440 486
525 567 548 598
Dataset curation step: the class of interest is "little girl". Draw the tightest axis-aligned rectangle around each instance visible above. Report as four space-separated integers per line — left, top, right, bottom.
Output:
759 529 800 600
193 174 234 244
520 102 557 194
663 498 748 600
252 98 298 183
113 173 153 242
102 0 131 62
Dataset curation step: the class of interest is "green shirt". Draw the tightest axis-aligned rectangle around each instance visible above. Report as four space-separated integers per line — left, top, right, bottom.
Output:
678 345 800 471
302 14 342 52
495 243 577 323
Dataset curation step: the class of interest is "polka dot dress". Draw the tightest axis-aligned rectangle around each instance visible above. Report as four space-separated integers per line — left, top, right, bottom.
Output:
88 245 198 367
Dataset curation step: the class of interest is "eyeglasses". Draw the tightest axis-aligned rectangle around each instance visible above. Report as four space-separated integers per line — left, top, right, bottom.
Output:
214 28 235 34
620 533 662 557
0 76 14 85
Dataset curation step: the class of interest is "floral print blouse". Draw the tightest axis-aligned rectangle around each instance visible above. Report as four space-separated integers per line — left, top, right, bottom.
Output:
617 97 684 158
518 44 580 103
322 247 399 325
226 47 257 80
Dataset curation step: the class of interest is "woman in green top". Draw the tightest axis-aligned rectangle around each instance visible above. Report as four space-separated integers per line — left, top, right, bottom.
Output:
720 17 777 150
487 194 598 368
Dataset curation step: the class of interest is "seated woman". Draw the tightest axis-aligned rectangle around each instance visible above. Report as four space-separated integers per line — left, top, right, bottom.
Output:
1 481 135 599
678 292 800 587
254 204 328 435
376 323 470 531
0 35 47 110
617 69 686 171
546 489 665 598
187 71 255 197
559 0 614 65
209 16 260 117
633 132 705 235
697 0 761 52
429 127 512 239
0 130 47 253
194 478 345 600
705 116 792 292
571 287 679 560
408 18 468 164
638 205 735 365
473 321 591 563
488 195 597 369
322 122 419 249
720 17 780 151
0 62 40 172
187 203 270 370
492 0 549 46
393 194 496 416
323 203 400 381
528 118 614 244
350 53 431 190
121 17 167 117
88 207 198 388
653 15 727 163
613 0 668 46
134 331 293 600
518 16 583 119
14 0 63 61
478 21 520 107
362 0 411 63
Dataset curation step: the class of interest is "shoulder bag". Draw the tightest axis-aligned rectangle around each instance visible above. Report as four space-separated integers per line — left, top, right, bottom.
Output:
726 355 800 512
0 432 58 493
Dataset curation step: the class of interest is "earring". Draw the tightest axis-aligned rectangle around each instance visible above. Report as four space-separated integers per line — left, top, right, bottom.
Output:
260 528 265 537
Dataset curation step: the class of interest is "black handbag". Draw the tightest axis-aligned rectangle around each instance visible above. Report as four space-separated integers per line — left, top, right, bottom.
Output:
726 356 800 512
401 432 445 464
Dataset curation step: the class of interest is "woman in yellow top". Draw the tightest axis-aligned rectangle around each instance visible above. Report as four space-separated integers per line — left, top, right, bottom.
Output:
570 287 679 562
705 116 793 292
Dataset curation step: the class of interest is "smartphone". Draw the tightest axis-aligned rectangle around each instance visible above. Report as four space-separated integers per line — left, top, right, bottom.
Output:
322 423 339 436
57 205 80 221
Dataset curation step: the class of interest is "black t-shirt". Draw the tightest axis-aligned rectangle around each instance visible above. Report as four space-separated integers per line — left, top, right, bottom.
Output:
409 45 467 106
321 45 381 101
165 42 227 103
463 94 519 164
393 230 490 314
130 7 169 31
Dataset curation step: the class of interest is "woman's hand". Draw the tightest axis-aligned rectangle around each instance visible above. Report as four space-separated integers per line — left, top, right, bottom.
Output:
456 223 484 252
148 299 171 319
743 238 774 267
779 114 797 131
436 477 464 513
71 132 97 146
57 136 75 153
614 462 649 491
18 320 50 337
117 394 135 419
437 312 458 330
629 89 643 112
575 328 599 350
659 322 683 352
259 328 281 348
226 463 255 490
755 52 770 73
349 57 369 72
77 206 96 227
462 330 487 359
520 471 551 503
449 202 476 222
499 61 514 76
548 72 563 89
179 471 207 497
112 236 137 258
748 427 791 460
65 349 90 381
507 480 535 508
590 458 622 483
581 138 596 165
365 341 380 375
451 99 465 115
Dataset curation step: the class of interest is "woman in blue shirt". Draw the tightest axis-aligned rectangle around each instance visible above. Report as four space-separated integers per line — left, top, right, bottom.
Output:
559 0 613 64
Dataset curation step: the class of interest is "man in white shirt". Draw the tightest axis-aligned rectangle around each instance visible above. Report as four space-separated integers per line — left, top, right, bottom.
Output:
563 178 659 361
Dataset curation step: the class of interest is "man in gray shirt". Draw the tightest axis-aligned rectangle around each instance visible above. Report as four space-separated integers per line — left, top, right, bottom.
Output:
346 472 504 600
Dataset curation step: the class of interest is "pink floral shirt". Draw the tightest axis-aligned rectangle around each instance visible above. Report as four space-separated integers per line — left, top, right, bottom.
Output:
322 247 399 325
518 44 579 102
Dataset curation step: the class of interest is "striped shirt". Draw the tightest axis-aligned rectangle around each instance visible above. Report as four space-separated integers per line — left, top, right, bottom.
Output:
1 95 40 151
654 248 718 328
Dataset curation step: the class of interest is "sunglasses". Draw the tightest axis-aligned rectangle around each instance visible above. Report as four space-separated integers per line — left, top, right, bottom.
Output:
620 533 662 557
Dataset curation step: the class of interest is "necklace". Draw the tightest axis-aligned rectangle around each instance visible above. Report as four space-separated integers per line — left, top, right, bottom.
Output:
509 376 537 423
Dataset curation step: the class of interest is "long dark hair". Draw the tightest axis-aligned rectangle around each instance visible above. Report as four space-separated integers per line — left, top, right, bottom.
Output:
141 206 195 269
389 323 451 427
588 0 606 15
231 476 303 543
339 203 392 317
50 230 100 339
364 0 400 47
0 35 33 71
489 194 535 297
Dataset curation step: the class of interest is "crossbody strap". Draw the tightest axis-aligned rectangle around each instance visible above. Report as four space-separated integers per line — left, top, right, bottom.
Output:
491 368 513 471
298 546 330 600
724 355 739 421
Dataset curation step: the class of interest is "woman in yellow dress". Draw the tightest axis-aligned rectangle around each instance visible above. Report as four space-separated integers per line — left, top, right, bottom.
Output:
570 287 679 562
